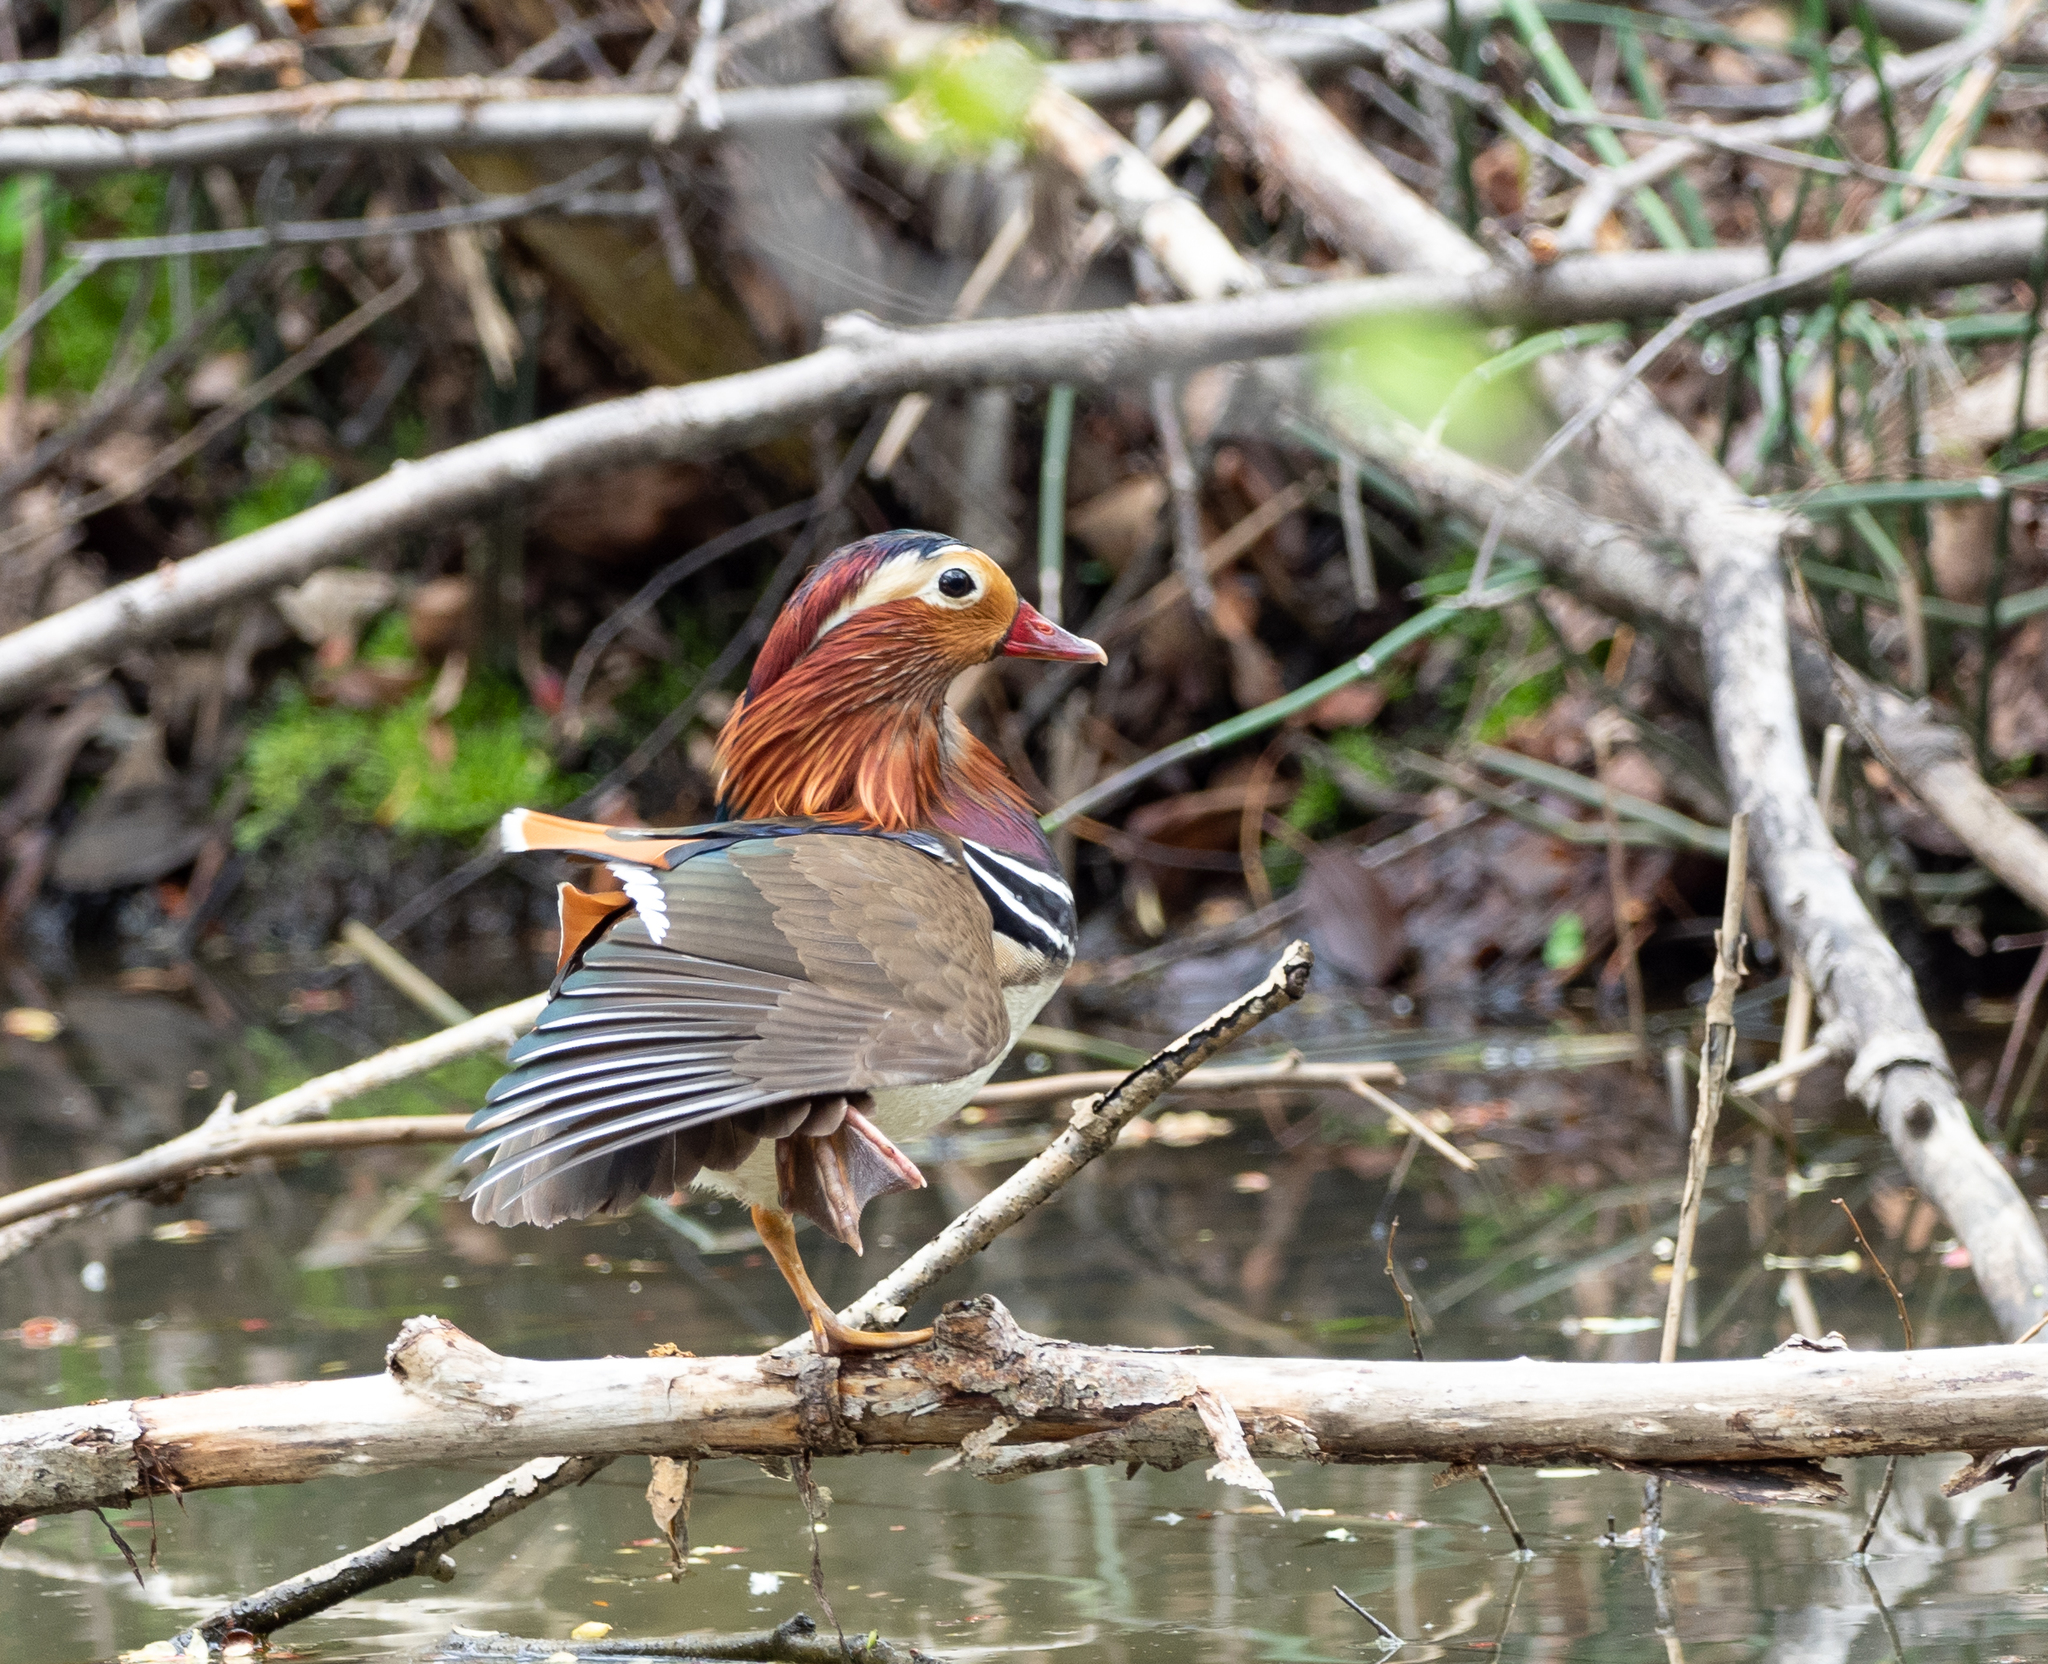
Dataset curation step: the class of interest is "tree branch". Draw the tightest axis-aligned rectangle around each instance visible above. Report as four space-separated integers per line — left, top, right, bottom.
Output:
827 940 1314 1337
4 212 2044 710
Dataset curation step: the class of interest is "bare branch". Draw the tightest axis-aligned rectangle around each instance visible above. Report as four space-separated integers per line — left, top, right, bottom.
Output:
5 211 2045 709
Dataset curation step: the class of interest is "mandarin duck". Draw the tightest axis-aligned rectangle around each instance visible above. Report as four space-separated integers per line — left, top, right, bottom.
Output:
463 531 1105 1352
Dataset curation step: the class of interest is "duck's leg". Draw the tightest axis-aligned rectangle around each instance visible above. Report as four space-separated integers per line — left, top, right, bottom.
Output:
750 1204 934 1354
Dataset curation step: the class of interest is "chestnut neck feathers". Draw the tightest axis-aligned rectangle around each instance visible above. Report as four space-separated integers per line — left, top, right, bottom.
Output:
715 552 1051 866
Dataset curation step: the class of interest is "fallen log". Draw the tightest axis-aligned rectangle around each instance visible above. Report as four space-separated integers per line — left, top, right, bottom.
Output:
6 1301 2043 1533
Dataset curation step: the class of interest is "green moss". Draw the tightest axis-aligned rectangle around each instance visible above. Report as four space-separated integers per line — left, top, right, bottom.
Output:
237 672 577 848
1475 665 1566 744
0 173 227 399
1327 727 1393 782
221 457 330 541
1285 766 1343 835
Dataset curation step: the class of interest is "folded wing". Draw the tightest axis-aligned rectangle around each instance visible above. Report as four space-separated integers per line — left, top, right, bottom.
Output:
463 828 1008 1229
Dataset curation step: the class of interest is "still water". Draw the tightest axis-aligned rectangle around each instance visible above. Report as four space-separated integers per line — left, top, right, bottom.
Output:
3 943 2046 1662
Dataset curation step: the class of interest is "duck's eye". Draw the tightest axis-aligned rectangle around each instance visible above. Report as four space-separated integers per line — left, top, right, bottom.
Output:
937 567 976 600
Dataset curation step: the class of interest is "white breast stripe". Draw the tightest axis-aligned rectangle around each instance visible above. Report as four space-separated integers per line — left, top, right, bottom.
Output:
962 841 1075 964
968 842 1074 901
606 861 670 944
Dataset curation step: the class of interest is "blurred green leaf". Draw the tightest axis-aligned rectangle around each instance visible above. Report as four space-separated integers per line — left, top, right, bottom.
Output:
1317 313 1536 457
221 456 330 541
1542 910 1586 971
884 34 1041 158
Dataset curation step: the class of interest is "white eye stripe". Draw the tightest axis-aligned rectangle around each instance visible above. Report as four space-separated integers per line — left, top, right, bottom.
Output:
814 544 983 638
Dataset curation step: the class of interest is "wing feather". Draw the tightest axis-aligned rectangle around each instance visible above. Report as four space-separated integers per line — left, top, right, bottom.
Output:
465 828 1010 1230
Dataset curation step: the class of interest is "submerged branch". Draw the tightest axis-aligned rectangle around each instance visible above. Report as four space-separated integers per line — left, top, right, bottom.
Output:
0 995 544 1242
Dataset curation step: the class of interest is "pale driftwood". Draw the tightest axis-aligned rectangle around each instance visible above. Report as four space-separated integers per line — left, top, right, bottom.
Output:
176 1455 613 1646
16 1298 2048 1530
1159 19 2048 1343
826 941 1314 1336
0 994 542 1237
4 216 2046 712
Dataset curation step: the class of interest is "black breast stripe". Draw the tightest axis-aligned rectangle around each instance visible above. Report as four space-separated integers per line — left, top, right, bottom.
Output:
961 841 1076 965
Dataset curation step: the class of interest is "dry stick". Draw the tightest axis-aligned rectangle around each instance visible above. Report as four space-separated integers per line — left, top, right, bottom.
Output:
1834 1197 1913 1558
1590 720 1647 1050
1988 937 2048 1130
1336 452 1377 608
1385 1220 1529 1554
0 0 2000 176
16 1313 2048 1520
1101 470 1326 639
1346 1077 1479 1174
1152 373 1215 616
1663 814 1750 1365
441 1614 929 1663
1047 94 1213 307
175 1455 612 1647
1332 1585 1403 1647
1730 1040 1842 1100
822 940 1314 1338
338 918 473 1028
868 195 1035 477
1644 815 1749 1553
971 1056 1401 1108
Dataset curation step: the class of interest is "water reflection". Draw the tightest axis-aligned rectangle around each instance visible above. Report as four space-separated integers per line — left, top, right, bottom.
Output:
1 956 2041 1661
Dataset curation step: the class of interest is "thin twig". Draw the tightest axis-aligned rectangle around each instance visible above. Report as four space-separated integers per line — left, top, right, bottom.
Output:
1661 812 1750 1364
821 941 1313 1341
338 920 473 1028
0 261 423 562
1152 373 1214 616
1385 1218 1425 1363
1832 1197 1911 1556
1039 384 1077 626
557 497 816 733
1590 719 1647 1049
1387 1220 1527 1552
1347 1078 1479 1173
1832 1197 1915 1350
1333 1585 1403 1647
869 194 1034 477
0 998 543 1236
